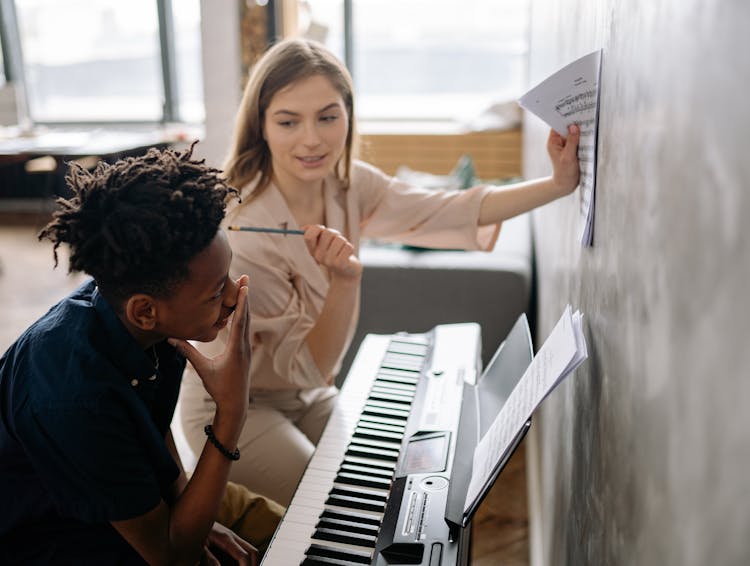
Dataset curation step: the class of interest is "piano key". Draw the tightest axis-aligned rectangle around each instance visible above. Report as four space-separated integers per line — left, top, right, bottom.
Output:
356 415 407 431
378 366 421 380
302 556 361 566
326 492 386 513
342 454 397 470
348 435 402 450
361 405 410 419
316 516 381 536
375 374 419 387
366 398 415 412
368 390 414 404
381 351 424 372
372 380 417 393
346 444 400 461
338 462 394 478
312 527 378 548
263 537 310 565
353 426 404 441
320 502 383 524
331 483 388 500
320 508 383 527
305 542 372 564
386 341 428 356
335 470 392 490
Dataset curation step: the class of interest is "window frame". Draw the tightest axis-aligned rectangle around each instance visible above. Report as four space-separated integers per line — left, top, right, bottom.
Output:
0 0 190 126
300 0 529 125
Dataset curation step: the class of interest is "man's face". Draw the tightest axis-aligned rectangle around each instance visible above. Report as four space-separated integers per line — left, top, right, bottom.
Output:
155 230 239 343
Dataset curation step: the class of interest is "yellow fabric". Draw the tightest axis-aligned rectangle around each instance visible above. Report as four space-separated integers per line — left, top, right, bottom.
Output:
217 481 285 557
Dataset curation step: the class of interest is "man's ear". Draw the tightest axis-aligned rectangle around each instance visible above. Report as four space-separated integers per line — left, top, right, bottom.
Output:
124 294 158 331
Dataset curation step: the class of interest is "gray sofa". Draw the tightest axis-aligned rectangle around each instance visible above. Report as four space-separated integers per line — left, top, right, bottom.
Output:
337 212 534 385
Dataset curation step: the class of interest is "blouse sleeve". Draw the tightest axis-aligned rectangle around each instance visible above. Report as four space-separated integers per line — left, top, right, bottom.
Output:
230 238 327 389
354 161 501 251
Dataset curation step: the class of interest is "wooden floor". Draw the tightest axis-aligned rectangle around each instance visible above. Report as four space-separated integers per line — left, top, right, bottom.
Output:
0 214 530 566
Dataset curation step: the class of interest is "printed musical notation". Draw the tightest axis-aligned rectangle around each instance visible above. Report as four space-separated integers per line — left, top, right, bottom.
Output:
519 50 603 246
555 89 598 118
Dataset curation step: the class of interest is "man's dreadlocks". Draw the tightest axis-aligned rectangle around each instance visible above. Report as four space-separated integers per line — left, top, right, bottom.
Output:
38 143 238 308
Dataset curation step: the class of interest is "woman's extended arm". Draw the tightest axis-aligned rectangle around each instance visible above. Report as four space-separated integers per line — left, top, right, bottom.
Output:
478 125 581 225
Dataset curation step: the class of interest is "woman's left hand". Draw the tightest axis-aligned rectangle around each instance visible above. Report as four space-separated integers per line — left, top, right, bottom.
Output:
302 224 363 281
547 124 581 196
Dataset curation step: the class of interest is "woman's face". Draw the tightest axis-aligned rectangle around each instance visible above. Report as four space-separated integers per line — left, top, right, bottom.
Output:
263 74 349 191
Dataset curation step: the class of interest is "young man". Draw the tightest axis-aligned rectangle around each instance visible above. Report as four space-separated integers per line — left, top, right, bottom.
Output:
0 145 283 565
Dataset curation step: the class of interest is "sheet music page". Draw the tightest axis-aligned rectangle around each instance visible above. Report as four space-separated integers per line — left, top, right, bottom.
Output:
464 305 587 512
518 49 603 246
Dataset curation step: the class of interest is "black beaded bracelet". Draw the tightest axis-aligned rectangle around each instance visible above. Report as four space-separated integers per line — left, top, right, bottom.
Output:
204 424 240 461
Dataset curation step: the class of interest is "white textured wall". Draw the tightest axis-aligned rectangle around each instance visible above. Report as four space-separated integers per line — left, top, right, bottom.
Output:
524 1 750 565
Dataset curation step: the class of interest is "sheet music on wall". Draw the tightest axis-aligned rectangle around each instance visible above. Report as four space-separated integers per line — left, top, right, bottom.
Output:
519 49 603 246
464 305 588 514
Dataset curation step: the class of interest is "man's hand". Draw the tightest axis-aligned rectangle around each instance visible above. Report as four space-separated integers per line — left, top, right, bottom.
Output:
169 275 251 417
200 522 258 566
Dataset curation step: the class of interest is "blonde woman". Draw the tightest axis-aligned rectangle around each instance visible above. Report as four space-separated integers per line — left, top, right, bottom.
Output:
179 38 580 505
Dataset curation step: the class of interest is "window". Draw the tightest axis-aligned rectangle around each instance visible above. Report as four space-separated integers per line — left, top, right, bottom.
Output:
299 0 529 123
0 0 203 124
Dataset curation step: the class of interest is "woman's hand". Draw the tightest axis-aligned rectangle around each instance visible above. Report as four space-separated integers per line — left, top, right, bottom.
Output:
547 124 581 197
169 275 251 418
302 225 363 281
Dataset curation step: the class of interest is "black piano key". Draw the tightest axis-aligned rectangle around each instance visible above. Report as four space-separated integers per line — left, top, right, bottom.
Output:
380 363 422 376
353 426 404 441
382 357 423 373
387 344 427 363
305 543 372 564
316 516 381 536
346 443 399 461
378 366 420 377
312 527 378 548
368 390 414 404
357 414 406 431
321 508 382 527
326 492 386 513
349 435 402 450
366 399 414 412
331 485 388 502
376 371 419 385
335 470 392 491
339 462 394 478
302 556 357 566
372 379 417 393
342 454 397 471
361 405 410 419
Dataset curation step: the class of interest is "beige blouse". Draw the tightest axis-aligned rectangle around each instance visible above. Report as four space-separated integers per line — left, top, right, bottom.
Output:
195 160 500 392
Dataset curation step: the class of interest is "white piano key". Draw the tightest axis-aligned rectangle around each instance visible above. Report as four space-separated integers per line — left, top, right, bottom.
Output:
264 332 449 564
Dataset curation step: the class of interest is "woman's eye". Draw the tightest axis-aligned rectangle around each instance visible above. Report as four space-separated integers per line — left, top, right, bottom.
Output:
278 120 296 128
320 115 338 123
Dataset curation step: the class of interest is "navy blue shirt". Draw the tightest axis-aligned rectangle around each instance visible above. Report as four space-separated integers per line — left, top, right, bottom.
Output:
0 279 186 564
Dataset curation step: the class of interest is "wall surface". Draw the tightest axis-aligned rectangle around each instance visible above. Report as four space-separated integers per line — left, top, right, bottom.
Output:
524 1 750 565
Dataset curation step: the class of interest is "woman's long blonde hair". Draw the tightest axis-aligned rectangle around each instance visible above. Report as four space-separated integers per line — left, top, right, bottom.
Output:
223 38 357 199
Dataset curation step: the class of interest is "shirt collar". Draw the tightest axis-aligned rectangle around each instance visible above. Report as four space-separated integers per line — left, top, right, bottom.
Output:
90 284 159 381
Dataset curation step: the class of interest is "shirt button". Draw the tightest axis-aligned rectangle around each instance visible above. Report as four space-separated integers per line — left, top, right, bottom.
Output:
131 378 139 387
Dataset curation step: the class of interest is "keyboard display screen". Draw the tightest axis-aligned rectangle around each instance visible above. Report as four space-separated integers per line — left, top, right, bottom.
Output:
403 433 448 474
